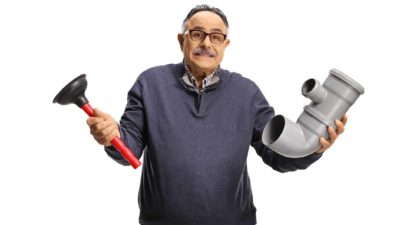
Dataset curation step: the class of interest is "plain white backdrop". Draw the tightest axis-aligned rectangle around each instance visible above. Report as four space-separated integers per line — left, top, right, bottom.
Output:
1 0 399 224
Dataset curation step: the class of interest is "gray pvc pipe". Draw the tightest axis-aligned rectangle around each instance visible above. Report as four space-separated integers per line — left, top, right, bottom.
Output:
262 69 365 158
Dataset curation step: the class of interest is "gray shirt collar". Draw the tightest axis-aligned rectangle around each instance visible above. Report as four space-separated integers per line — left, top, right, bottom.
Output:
183 59 219 89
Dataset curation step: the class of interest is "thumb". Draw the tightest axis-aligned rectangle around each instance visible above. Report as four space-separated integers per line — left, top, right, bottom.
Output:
93 108 110 119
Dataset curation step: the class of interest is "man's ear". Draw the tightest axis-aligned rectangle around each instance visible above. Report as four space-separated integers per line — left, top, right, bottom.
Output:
224 39 231 48
177 33 184 51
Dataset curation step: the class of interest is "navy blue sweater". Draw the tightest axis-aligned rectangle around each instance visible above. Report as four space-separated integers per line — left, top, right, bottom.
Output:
105 62 322 225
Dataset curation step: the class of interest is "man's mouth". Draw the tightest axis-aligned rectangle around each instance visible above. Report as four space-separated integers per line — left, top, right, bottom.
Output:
192 48 216 58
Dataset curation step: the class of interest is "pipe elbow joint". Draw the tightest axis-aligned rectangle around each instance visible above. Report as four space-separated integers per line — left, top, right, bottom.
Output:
262 69 364 158
262 115 319 158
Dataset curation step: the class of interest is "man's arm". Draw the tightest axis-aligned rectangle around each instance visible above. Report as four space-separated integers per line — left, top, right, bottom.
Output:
251 127 323 173
87 79 147 166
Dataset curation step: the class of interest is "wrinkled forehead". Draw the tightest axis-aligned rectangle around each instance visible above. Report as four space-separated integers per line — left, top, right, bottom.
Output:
184 11 228 33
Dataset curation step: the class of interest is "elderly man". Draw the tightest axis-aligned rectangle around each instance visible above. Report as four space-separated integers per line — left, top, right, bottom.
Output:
87 4 346 225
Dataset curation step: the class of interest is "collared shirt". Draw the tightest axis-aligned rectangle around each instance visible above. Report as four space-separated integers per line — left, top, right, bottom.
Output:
184 60 217 89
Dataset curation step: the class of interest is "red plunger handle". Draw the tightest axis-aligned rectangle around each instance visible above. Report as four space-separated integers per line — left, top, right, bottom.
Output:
81 103 141 169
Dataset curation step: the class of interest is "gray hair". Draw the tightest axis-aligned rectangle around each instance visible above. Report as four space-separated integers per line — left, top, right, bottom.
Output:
181 4 229 33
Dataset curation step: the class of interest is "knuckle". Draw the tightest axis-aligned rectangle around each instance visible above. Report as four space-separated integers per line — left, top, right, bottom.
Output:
93 123 104 132
99 129 108 137
113 129 120 137
94 136 102 144
98 137 108 145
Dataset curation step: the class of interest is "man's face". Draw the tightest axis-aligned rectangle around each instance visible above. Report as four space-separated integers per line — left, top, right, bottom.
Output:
178 11 230 76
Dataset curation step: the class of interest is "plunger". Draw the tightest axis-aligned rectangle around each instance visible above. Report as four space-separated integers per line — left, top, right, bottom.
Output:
53 74 141 169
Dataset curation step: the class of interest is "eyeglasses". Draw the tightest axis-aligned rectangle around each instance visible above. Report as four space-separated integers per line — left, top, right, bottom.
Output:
185 29 227 45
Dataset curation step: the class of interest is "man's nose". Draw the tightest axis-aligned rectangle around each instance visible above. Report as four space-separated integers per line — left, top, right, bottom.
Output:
200 34 212 47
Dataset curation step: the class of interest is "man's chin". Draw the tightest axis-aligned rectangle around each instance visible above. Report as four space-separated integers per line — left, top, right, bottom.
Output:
192 61 217 71
193 65 216 75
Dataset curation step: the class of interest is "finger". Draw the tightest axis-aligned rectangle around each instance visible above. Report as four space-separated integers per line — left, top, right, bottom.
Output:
97 121 117 137
335 119 345 135
342 114 348 126
328 126 338 142
91 122 117 145
86 116 104 126
317 137 330 153
98 129 120 147
89 119 115 136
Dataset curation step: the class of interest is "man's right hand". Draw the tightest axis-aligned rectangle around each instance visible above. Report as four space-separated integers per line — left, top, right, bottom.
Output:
86 108 120 147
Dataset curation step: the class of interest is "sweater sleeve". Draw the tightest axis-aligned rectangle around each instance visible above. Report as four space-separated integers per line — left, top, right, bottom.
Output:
104 78 147 166
250 86 322 173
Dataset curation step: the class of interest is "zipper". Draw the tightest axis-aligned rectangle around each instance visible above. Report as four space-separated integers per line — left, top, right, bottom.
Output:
179 74 221 113
195 91 203 112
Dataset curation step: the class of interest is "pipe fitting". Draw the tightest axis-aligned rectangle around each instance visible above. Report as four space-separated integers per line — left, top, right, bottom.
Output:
262 69 365 158
302 78 327 104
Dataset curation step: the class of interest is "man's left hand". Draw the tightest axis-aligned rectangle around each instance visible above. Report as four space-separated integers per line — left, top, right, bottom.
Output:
316 115 348 154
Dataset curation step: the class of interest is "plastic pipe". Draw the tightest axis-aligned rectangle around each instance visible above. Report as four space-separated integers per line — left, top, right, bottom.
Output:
262 69 365 158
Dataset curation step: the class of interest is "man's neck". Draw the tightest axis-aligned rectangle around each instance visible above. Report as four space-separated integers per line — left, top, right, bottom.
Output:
184 60 218 88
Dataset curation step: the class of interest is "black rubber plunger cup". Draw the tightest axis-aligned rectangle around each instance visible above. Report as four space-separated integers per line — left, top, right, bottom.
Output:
53 74 141 169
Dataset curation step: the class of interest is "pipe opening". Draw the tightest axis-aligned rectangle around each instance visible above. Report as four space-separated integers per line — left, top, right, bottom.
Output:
302 79 316 95
263 115 285 144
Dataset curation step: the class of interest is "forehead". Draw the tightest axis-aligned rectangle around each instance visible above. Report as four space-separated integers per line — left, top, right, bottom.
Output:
185 11 227 32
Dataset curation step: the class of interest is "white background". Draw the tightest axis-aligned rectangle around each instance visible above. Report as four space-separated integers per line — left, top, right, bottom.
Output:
1 0 399 224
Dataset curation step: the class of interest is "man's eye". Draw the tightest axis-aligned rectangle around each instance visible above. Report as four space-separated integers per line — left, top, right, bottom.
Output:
211 34 223 41
192 32 202 38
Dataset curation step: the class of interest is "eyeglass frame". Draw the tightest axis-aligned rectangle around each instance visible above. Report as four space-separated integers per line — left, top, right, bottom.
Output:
184 29 227 45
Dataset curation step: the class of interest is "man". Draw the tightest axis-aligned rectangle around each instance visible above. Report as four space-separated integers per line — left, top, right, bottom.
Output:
87 5 346 225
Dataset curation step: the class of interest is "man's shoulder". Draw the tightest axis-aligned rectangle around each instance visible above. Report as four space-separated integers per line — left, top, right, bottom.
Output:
219 67 258 89
139 63 183 80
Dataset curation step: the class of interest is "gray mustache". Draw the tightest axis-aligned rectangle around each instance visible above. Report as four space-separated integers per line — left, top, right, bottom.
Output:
192 48 216 57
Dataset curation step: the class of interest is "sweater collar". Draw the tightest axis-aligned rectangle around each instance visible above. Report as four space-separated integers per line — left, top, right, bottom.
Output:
179 60 221 93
